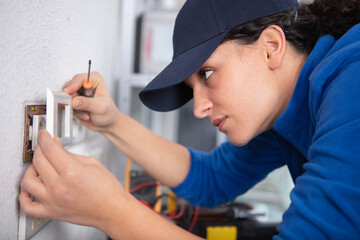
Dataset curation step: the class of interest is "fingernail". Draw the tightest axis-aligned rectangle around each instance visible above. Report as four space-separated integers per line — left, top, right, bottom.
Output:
54 137 63 146
73 100 80 108
81 113 90 121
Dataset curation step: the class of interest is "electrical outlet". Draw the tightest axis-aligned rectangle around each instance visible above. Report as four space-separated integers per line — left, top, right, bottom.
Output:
22 105 46 163
31 115 47 150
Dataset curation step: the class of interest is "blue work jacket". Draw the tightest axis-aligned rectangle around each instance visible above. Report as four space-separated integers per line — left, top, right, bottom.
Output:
172 23 360 239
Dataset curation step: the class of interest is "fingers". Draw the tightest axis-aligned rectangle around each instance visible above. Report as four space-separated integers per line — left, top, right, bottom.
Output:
21 165 47 201
38 130 74 173
73 110 90 121
71 95 108 115
54 136 63 146
19 190 49 218
32 143 58 184
63 72 103 95
63 73 86 95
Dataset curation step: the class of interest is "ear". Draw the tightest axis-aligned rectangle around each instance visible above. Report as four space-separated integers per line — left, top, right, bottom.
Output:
259 25 286 70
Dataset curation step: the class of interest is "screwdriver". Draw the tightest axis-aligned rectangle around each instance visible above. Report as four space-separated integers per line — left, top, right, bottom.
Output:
81 60 94 97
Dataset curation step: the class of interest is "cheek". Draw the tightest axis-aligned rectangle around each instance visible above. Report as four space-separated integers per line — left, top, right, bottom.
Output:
223 75 279 142
233 66 276 112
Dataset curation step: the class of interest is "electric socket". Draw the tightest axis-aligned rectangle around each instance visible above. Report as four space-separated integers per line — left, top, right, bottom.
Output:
30 115 46 150
22 105 46 163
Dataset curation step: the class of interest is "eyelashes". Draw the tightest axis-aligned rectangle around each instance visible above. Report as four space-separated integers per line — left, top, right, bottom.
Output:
200 69 214 79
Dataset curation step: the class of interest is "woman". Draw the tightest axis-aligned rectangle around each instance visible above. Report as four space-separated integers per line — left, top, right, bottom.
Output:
19 0 360 239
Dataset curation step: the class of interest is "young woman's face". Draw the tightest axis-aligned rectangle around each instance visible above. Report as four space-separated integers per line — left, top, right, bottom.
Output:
185 40 293 146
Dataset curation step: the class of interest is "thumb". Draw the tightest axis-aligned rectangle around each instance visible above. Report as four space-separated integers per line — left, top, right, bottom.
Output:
38 130 73 170
54 137 63 147
72 96 105 114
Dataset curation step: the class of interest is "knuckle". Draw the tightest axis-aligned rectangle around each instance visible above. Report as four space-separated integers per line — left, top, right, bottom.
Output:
22 167 34 183
93 71 102 78
77 100 88 111
72 74 86 84
80 99 88 108
21 178 28 190
64 80 72 88
32 149 40 165
52 182 68 196
60 165 74 178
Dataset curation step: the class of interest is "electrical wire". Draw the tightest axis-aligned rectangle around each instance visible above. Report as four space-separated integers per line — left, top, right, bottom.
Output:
185 203 194 227
188 206 199 232
129 181 159 194
124 159 132 192
160 198 185 220
130 182 185 220
149 194 185 220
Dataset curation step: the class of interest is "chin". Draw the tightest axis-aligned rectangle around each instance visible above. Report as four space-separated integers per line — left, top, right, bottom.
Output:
227 133 253 147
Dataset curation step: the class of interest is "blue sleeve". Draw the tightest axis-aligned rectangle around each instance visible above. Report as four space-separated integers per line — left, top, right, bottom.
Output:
275 61 360 239
172 130 284 208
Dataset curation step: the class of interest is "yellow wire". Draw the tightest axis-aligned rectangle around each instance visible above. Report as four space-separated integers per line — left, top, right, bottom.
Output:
125 159 132 192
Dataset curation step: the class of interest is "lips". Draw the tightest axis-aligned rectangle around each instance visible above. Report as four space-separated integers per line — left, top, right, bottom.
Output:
212 117 227 131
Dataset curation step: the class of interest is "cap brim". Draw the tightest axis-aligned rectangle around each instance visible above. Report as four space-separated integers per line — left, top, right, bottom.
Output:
139 31 228 112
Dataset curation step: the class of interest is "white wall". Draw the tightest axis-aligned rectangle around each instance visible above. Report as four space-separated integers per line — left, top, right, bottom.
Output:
0 0 122 239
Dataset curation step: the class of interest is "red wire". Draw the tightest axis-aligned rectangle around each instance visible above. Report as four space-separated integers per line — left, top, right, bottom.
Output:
130 182 185 220
159 198 185 220
139 198 185 220
188 206 199 232
129 182 158 194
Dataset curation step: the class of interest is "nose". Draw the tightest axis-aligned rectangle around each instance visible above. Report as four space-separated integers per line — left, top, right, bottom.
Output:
192 87 212 119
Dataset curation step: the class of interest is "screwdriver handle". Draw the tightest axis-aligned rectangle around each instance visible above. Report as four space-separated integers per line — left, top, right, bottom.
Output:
81 81 94 98
82 87 94 97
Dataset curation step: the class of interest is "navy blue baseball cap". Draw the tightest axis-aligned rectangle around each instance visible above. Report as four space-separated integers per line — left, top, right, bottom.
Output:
139 0 299 112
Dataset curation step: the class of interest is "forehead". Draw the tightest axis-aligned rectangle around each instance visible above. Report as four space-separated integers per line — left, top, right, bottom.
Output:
204 41 243 64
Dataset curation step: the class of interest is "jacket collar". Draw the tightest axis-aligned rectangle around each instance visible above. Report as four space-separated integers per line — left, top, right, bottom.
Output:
272 36 335 158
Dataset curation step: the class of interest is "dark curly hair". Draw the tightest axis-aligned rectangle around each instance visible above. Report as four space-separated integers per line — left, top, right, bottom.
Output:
223 0 360 54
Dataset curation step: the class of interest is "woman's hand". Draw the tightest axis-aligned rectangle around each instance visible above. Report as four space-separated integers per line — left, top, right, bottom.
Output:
19 130 127 229
63 72 120 132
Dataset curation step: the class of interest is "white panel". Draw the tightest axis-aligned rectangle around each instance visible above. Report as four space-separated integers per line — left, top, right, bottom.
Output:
46 88 73 147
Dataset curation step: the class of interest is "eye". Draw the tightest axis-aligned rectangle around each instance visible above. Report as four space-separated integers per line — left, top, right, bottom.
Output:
201 70 213 79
